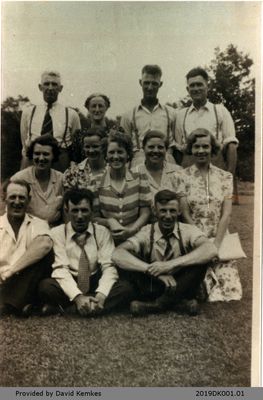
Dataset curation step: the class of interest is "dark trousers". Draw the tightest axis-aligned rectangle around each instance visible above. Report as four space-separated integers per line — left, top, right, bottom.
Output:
119 263 208 305
0 251 53 310
38 270 134 313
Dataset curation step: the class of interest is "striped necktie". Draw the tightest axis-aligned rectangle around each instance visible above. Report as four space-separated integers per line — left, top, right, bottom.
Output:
74 232 91 294
41 104 53 135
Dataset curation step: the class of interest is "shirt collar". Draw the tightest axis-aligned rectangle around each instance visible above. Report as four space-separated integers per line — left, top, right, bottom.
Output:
0 212 33 237
30 166 58 184
189 162 213 176
100 166 133 188
42 100 58 109
188 100 212 113
78 158 90 171
154 221 180 242
138 101 163 112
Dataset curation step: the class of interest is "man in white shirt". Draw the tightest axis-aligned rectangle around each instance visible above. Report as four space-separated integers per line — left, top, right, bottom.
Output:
0 180 53 316
175 67 238 174
121 65 176 167
38 188 132 316
112 190 217 316
20 70 81 172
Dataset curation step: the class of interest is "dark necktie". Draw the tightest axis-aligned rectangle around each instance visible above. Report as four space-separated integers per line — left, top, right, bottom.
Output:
41 104 53 135
74 232 91 294
163 234 174 261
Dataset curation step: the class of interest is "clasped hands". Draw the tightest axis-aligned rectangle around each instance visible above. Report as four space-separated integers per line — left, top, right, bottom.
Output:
108 218 134 242
74 292 106 317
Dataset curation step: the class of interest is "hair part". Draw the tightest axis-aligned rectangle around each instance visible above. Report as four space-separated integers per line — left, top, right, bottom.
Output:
142 130 169 149
63 188 94 209
185 128 220 156
84 93 111 110
141 65 162 78
154 189 180 206
26 134 60 162
186 67 209 82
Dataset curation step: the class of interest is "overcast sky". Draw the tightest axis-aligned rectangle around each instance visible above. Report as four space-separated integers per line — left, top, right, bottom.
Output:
2 1 261 118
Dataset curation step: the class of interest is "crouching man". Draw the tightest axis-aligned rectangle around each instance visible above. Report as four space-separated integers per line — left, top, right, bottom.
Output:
39 188 132 316
0 180 53 317
112 190 217 316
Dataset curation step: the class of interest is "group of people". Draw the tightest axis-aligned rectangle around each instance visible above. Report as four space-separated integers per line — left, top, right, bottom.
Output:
0 65 242 318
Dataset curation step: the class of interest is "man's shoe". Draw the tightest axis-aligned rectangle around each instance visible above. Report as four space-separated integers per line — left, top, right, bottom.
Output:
21 304 35 317
174 299 200 316
41 304 64 316
130 300 162 316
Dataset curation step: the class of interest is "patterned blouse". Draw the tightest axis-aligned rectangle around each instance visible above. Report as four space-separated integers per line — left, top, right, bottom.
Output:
63 159 106 191
181 163 233 238
93 167 151 226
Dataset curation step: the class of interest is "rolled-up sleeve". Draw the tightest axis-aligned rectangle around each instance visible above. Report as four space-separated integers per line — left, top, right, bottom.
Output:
51 227 82 301
220 105 239 147
96 226 118 297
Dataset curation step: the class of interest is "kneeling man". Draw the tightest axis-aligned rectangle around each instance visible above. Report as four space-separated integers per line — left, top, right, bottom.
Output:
39 188 132 316
0 180 53 316
112 189 217 316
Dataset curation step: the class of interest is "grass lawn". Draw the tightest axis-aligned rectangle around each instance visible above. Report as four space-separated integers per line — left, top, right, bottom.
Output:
0 195 254 387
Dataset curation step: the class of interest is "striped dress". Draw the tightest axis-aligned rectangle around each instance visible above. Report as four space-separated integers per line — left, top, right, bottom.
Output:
93 167 151 226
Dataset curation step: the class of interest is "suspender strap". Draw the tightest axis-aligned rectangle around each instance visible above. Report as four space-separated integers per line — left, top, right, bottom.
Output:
146 223 155 263
29 105 37 141
177 223 186 256
132 106 140 150
61 107 69 148
213 104 219 140
182 107 189 144
164 106 170 143
91 222 99 250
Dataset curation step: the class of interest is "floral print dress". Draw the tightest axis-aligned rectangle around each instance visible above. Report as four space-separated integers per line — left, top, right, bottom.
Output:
182 163 242 302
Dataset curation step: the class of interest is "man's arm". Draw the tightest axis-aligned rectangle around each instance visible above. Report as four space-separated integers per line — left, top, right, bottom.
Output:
225 143 237 175
148 238 217 277
120 111 132 136
0 235 53 281
112 240 149 273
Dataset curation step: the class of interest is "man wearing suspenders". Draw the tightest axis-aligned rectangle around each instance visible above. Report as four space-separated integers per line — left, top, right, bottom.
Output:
20 71 81 172
120 65 176 167
113 190 217 316
174 67 238 175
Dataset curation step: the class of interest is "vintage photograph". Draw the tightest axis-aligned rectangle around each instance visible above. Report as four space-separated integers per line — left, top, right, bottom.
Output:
1 1 261 390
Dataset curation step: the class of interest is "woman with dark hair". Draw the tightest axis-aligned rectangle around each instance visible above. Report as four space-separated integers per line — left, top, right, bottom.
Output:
71 93 116 163
93 131 151 244
11 134 63 225
180 128 242 302
63 128 107 190
132 130 183 207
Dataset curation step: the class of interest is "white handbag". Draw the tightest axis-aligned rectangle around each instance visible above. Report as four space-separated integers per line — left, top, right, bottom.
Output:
211 233 247 262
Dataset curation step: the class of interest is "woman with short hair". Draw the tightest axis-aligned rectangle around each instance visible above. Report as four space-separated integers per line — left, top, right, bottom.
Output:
11 134 63 226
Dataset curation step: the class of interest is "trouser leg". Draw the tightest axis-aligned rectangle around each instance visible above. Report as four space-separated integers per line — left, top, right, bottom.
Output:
0 251 54 310
103 279 135 312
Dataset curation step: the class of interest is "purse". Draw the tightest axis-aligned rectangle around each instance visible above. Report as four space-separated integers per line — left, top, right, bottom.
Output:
210 232 246 262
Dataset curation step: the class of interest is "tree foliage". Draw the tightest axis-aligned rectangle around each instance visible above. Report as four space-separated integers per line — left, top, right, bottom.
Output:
207 44 255 181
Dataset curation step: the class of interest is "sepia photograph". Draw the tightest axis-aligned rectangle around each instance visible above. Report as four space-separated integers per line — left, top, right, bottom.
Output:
0 0 261 393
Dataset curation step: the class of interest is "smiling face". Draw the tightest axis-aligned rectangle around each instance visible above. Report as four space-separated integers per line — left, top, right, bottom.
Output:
140 73 163 102
155 199 179 235
83 135 102 161
187 75 208 106
6 183 30 221
38 74 63 105
191 135 212 166
144 137 166 167
88 96 108 122
107 141 128 171
32 143 54 172
67 199 92 233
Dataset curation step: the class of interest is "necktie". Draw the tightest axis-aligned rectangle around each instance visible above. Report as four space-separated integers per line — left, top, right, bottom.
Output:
74 232 91 294
163 234 174 261
41 104 53 135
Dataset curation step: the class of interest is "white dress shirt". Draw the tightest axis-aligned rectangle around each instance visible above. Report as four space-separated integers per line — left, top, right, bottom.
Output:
20 102 81 155
51 222 118 301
